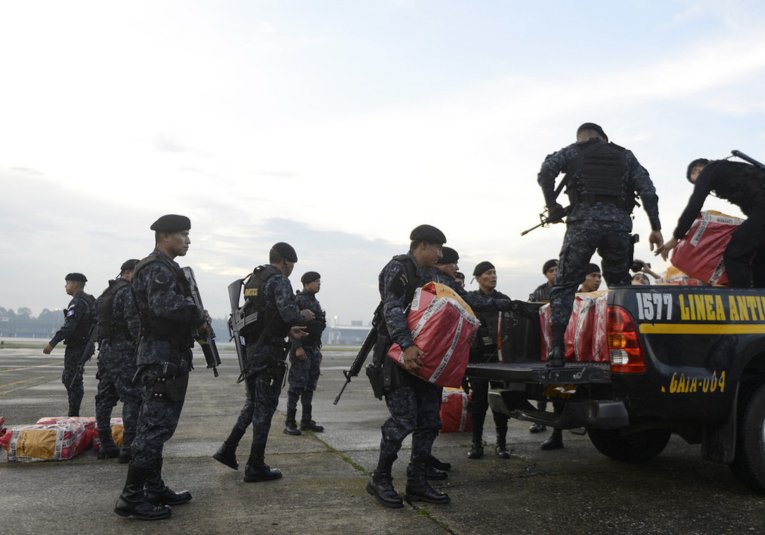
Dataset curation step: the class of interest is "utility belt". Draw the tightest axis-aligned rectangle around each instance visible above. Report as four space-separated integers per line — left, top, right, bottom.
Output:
366 335 428 398
571 193 633 212
144 358 189 403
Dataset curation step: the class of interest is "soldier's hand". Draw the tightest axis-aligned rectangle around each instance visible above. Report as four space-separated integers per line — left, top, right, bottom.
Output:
289 326 308 340
43 344 53 355
402 345 425 371
295 347 307 361
547 203 565 223
301 309 316 322
198 323 211 338
203 309 212 325
658 236 678 261
467 331 477 346
648 230 664 252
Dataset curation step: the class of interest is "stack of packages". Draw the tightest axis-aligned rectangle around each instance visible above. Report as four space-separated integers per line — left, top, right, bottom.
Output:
440 387 472 433
540 291 610 363
0 416 5 440
657 265 707 286
92 418 124 452
1 420 92 462
671 210 744 286
387 282 480 388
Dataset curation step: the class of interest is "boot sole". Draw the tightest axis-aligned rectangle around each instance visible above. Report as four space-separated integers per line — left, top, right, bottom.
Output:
243 473 283 483
366 481 404 508
114 507 172 520
283 429 302 436
404 493 450 504
213 452 239 470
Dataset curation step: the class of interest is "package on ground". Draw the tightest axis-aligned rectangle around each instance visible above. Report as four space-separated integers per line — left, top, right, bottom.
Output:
540 291 610 363
93 418 124 451
440 387 471 433
37 416 96 448
0 416 5 440
671 210 744 286
658 265 709 286
388 282 480 388
0 422 91 462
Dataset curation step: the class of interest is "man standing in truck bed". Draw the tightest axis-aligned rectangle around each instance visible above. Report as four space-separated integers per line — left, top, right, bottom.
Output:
537 122 663 367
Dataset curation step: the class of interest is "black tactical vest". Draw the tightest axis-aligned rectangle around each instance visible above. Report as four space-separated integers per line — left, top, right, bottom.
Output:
376 254 420 339
567 139 630 209
97 278 130 342
241 265 286 338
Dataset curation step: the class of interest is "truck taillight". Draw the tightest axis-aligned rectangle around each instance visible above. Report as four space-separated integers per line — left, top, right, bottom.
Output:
608 305 645 374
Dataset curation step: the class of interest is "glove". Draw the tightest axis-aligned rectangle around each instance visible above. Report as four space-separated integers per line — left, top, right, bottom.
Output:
547 203 565 223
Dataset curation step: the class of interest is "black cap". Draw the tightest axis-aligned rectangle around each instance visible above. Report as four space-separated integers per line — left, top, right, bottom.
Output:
272 242 298 262
65 273 87 283
150 214 191 232
686 158 710 182
543 259 558 274
586 263 601 275
437 247 459 265
454 271 465 281
577 122 607 141
301 271 320 284
410 224 446 244
121 259 140 272
473 261 495 277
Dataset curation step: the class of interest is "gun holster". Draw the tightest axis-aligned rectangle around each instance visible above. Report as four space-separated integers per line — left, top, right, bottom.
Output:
366 336 389 400
145 360 189 403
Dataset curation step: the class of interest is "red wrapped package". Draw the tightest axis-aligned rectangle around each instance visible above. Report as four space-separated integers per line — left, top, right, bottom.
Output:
671 211 744 286
37 416 96 449
0 416 5 440
93 418 124 451
1 422 90 462
387 282 480 388
440 387 471 433
540 291 609 363
658 265 708 286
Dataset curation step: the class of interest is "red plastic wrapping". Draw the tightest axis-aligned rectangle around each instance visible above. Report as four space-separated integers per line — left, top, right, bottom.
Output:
671 211 744 286
387 282 480 388
540 291 609 363
37 416 96 449
439 387 472 433
0 416 5 440
1 422 90 462
93 418 124 451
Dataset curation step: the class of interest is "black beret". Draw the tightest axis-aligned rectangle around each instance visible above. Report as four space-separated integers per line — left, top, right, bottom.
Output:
437 247 459 265
473 261 495 277
686 158 710 182
577 122 607 141
301 271 321 284
454 271 465 281
65 273 87 282
410 224 446 244
121 259 140 272
586 263 601 275
272 242 298 262
543 259 559 274
150 214 191 232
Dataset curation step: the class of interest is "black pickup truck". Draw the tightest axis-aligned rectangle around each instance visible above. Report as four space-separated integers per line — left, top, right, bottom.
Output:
466 285 765 492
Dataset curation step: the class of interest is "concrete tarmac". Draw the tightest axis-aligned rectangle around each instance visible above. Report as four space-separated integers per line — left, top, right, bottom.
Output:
2 347 765 535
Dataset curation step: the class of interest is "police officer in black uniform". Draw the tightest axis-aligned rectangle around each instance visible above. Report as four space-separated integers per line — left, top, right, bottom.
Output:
44 273 96 417
659 158 765 287
529 259 558 303
538 123 663 367
114 215 210 521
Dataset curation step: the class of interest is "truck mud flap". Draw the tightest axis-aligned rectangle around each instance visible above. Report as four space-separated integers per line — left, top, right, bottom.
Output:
488 391 629 430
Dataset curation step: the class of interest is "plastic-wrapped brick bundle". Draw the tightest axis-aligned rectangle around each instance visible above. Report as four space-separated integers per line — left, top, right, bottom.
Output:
0 416 5 440
671 210 744 286
540 291 609 363
387 282 480 388
657 265 708 286
1 422 90 462
37 416 96 449
439 387 471 433
93 418 124 451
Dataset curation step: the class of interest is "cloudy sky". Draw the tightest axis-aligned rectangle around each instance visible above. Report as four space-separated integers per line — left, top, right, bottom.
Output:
2 0 764 324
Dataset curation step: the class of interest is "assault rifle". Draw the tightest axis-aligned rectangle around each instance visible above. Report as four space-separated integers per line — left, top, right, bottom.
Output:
520 205 570 236
227 277 249 382
333 304 381 405
732 150 765 171
71 323 98 387
182 267 221 377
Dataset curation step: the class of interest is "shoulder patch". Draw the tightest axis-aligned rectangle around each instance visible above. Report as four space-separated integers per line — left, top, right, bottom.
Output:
154 272 171 286
66 308 75 317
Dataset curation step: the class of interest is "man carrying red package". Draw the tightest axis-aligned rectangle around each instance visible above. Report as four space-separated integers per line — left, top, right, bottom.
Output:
366 224 525 509
659 157 765 287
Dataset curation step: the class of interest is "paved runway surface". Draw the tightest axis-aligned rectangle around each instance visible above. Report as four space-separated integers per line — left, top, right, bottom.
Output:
2 346 765 534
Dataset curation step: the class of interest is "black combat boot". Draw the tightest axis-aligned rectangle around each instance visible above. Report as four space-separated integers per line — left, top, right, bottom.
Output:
97 423 121 459
145 459 193 506
413 453 447 480
118 444 132 464
428 454 451 471
404 458 450 504
495 425 511 459
366 453 403 508
547 323 567 368
541 428 564 450
213 426 246 469
468 420 484 459
243 442 282 482
529 422 547 433
283 408 302 436
68 404 80 418
114 464 172 520
300 405 324 432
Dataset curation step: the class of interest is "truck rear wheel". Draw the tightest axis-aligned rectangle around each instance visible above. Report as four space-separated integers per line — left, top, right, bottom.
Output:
730 381 765 492
588 428 671 462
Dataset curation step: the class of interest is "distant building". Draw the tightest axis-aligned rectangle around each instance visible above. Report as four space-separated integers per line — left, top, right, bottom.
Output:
325 322 372 345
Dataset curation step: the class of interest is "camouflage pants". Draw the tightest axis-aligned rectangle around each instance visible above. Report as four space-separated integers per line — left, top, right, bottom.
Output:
94 352 143 449
130 364 187 470
468 378 509 430
247 367 285 446
550 219 633 326
61 346 85 409
286 345 321 414
380 384 442 459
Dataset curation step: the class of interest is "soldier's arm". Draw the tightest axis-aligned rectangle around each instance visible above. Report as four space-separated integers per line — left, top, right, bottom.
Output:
290 292 309 350
49 300 84 347
537 147 572 207
626 152 661 231
119 287 141 341
672 166 715 239
380 261 415 351
272 277 306 327
145 265 206 325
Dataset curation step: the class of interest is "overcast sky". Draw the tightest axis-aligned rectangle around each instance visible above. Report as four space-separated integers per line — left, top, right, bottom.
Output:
2 0 764 324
